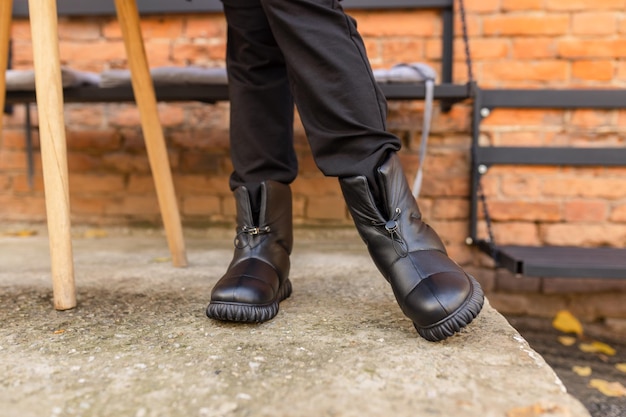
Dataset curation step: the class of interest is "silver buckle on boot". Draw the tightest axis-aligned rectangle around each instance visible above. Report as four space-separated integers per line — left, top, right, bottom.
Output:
235 225 271 248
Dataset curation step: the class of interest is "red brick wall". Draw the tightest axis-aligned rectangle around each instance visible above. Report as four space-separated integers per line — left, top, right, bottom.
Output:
2 4 626 325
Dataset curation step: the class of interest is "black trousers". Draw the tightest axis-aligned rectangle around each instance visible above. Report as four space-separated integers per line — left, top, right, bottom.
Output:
222 0 401 191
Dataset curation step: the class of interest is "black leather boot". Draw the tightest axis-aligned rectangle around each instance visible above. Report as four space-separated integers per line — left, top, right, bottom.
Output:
340 153 484 341
206 181 293 323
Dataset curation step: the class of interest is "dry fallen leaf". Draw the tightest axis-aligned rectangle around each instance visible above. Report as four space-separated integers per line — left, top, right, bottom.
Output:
589 379 626 397
552 310 583 337
557 336 577 346
579 341 616 356
2 229 38 237
572 366 592 377
616 363 626 374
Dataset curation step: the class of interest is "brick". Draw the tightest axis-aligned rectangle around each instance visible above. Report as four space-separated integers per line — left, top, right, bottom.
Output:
185 15 227 38
70 196 106 215
500 174 543 198
455 38 510 60
0 194 46 220
58 19 102 40
306 195 347 221
170 130 227 151
481 60 569 83
542 277 626 294
171 42 223 65
483 14 570 36
182 195 222 216
463 0 501 13
431 198 469 220
173 175 231 196
67 153 102 172
541 223 626 246
0 129 30 150
381 40 425 64
355 11 440 37
489 201 562 222
511 38 557 59
10 40 33 66
0 175 10 191
428 219 467 245
0 150 28 170
558 39 626 58
157 103 187 128
69 174 125 194
492 221 541 246
542 177 626 199
572 60 615 82
109 105 141 127
105 195 161 216
494 131 544 147
501 0 544 11
291 177 342 198
11 174 44 193
563 199 608 222
482 109 565 126
144 40 173 67
546 0 624 10
572 12 618 36
127 175 156 194
59 41 126 63
66 129 122 151
610 203 626 222
179 152 222 174
569 109 615 129
103 16 184 39
64 105 106 128
102 153 151 174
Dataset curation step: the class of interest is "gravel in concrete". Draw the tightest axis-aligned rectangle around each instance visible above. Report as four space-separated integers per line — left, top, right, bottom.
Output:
0 228 591 417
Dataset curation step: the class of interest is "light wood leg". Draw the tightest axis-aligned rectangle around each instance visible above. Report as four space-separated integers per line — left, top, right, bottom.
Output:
0 0 13 136
29 0 76 310
114 0 187 267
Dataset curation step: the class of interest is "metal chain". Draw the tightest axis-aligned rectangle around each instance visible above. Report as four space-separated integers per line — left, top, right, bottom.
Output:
477 176 497 258
457 0 474 82
458 0 497 257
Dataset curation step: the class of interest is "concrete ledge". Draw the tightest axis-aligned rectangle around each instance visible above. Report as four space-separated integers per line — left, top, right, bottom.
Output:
0 230 590 417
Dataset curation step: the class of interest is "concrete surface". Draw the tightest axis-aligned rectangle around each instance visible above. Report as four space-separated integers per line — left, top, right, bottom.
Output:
0 226 591 417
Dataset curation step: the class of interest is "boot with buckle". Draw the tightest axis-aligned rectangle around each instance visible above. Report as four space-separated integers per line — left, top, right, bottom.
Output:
339 152 484 341
206 180 293 323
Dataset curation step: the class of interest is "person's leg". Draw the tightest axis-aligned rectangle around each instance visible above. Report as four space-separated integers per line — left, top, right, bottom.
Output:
259 0 484 341
224 0 298 194
206 0 295 323
259 0 401 187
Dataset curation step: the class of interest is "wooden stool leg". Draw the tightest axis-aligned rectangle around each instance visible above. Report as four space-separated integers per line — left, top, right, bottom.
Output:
28 0 76 310
114 0 187 267
0 0 13 136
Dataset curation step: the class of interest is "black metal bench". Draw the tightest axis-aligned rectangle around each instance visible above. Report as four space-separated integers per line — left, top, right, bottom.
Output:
469 87 626 279
7 0 470 106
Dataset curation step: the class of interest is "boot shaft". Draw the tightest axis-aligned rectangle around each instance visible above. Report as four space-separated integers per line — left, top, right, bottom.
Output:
231 181 293 272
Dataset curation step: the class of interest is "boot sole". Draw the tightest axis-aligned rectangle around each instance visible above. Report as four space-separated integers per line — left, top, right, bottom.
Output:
206 279 293 324
413 275 484 342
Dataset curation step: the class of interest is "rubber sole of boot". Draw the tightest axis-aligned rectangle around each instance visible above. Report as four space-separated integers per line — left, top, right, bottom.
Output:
413 275 484 342
206 279 293 323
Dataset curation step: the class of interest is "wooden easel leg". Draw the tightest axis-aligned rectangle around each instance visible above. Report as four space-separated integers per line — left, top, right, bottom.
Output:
28 0 76 310
114 0 187 267
0 0 13 136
